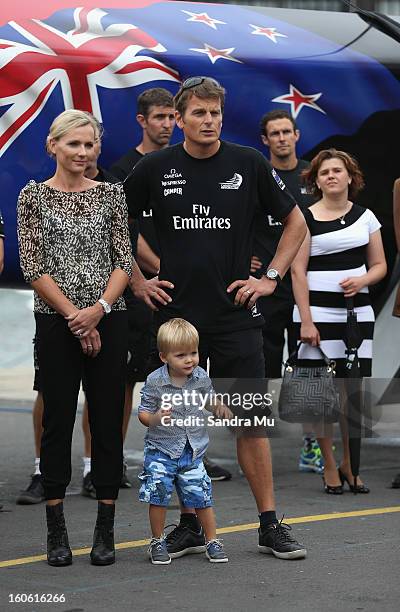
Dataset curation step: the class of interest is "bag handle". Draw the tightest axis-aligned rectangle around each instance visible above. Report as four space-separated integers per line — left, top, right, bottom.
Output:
285 341 334 368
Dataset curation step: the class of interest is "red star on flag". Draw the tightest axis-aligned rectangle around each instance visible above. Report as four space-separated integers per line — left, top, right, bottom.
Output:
190 43 242 65
272 84 325 119
182 10 226 30
249 24 287 43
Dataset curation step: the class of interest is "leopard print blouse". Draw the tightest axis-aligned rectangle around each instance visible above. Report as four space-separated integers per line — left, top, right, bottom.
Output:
17 180 133 314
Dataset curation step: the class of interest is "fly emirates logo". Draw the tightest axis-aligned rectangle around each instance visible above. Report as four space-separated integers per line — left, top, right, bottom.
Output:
173 204 231 230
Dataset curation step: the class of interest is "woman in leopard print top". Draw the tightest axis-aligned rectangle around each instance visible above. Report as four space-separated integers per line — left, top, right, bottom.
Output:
17 109 133 568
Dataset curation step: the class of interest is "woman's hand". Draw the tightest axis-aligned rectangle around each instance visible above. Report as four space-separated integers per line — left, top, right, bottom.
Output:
300 322 320 346
339 276 366 297
79 328 101 357
66 304 104 337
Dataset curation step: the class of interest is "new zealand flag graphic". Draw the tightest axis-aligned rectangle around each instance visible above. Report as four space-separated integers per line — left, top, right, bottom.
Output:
1 0 400 280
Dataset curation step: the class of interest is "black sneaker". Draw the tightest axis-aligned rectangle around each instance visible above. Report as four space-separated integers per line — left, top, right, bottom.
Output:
165 523 206 558
391 473 400 488
258 519 307 560
81 472 97 499
203 456 232 481
16 474 45 505
120 462 132 489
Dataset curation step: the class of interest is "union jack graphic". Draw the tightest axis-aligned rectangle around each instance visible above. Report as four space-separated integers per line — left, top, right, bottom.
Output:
0 6 179 157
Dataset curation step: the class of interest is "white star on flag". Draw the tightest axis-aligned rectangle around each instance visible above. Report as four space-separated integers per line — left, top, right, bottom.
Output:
249 24 287 43
182 10 226 30
189 43 242 64
272 84 325 118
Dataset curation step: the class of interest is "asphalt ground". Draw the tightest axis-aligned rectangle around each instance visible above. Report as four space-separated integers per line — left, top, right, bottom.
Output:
1 288 400 611
1 399 400 612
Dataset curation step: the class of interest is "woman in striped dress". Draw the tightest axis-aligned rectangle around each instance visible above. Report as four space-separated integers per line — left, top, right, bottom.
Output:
291 149 386 494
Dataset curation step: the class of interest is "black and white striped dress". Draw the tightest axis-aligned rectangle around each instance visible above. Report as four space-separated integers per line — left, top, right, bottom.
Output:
293 205 381 377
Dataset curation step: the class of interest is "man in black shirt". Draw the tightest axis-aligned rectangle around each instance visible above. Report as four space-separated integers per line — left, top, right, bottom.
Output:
252 110 323 475
252 110 315 376
125 77 308 560
109 90 174 487
110 87 175 271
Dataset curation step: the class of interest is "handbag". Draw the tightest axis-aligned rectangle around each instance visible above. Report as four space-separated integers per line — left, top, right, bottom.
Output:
278 342 340 424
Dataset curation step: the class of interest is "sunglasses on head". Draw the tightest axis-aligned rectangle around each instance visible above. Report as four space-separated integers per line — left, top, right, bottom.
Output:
175 76 221 100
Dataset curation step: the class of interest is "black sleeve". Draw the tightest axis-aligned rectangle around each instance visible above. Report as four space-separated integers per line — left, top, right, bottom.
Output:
257 155 297 221
110 149 142 181
109 160 130 181
123 156 151 219
0 208 4 238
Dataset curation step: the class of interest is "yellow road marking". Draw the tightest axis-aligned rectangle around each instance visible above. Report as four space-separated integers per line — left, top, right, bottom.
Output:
1 505 400 569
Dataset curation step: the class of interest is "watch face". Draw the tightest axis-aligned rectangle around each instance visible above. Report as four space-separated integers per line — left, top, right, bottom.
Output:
267 269 278 280
100 299 111 313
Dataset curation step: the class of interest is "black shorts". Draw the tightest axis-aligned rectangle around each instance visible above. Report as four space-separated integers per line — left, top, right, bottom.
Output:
257 294 297 378
148 325 270 437
126 296 153 385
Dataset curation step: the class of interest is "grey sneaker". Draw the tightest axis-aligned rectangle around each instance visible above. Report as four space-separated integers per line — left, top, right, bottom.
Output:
205 539 228 563
148 537 171 565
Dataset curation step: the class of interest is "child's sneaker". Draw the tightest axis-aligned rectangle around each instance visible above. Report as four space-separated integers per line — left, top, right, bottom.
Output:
298 440 324 474
148 537 171 565
205 539 228 563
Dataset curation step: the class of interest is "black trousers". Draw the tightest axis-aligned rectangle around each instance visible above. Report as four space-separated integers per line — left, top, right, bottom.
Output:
35 311 128 501
257 295 297 378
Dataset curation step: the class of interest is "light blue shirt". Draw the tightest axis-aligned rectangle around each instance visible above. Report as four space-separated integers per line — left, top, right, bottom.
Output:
138 364 215 460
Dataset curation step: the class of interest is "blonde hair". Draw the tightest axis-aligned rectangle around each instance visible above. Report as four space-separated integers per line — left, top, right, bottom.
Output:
157 318 199 354
46 109 98 156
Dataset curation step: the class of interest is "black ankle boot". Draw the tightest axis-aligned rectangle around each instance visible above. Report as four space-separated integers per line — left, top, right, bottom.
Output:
90 502 115 566
46 502 72 567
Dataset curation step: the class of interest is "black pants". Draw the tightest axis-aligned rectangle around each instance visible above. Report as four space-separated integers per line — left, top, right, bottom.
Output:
258 295 297 378
35 311 127 501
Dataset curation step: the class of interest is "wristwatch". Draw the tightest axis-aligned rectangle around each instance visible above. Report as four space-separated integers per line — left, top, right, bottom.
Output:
263 268 281 286
98 298 111 314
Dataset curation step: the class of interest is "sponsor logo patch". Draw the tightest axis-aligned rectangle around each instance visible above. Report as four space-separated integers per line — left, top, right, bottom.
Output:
220 173 243 190
271 168 286 191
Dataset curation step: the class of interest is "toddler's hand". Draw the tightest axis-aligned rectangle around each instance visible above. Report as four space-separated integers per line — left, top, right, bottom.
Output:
213 404 233 420
148 408 172 426
159 407 172 425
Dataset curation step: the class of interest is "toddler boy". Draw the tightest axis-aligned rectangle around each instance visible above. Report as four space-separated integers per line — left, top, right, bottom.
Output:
138 318 232 564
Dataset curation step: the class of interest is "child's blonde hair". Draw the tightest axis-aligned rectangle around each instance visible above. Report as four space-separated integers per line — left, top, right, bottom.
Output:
157 318 199 354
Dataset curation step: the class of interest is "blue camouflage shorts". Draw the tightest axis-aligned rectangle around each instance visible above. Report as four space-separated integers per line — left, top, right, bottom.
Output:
138 443 213 508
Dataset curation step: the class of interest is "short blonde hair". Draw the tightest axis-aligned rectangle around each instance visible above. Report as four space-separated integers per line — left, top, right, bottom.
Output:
46 109 98 156
157 318 199 354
